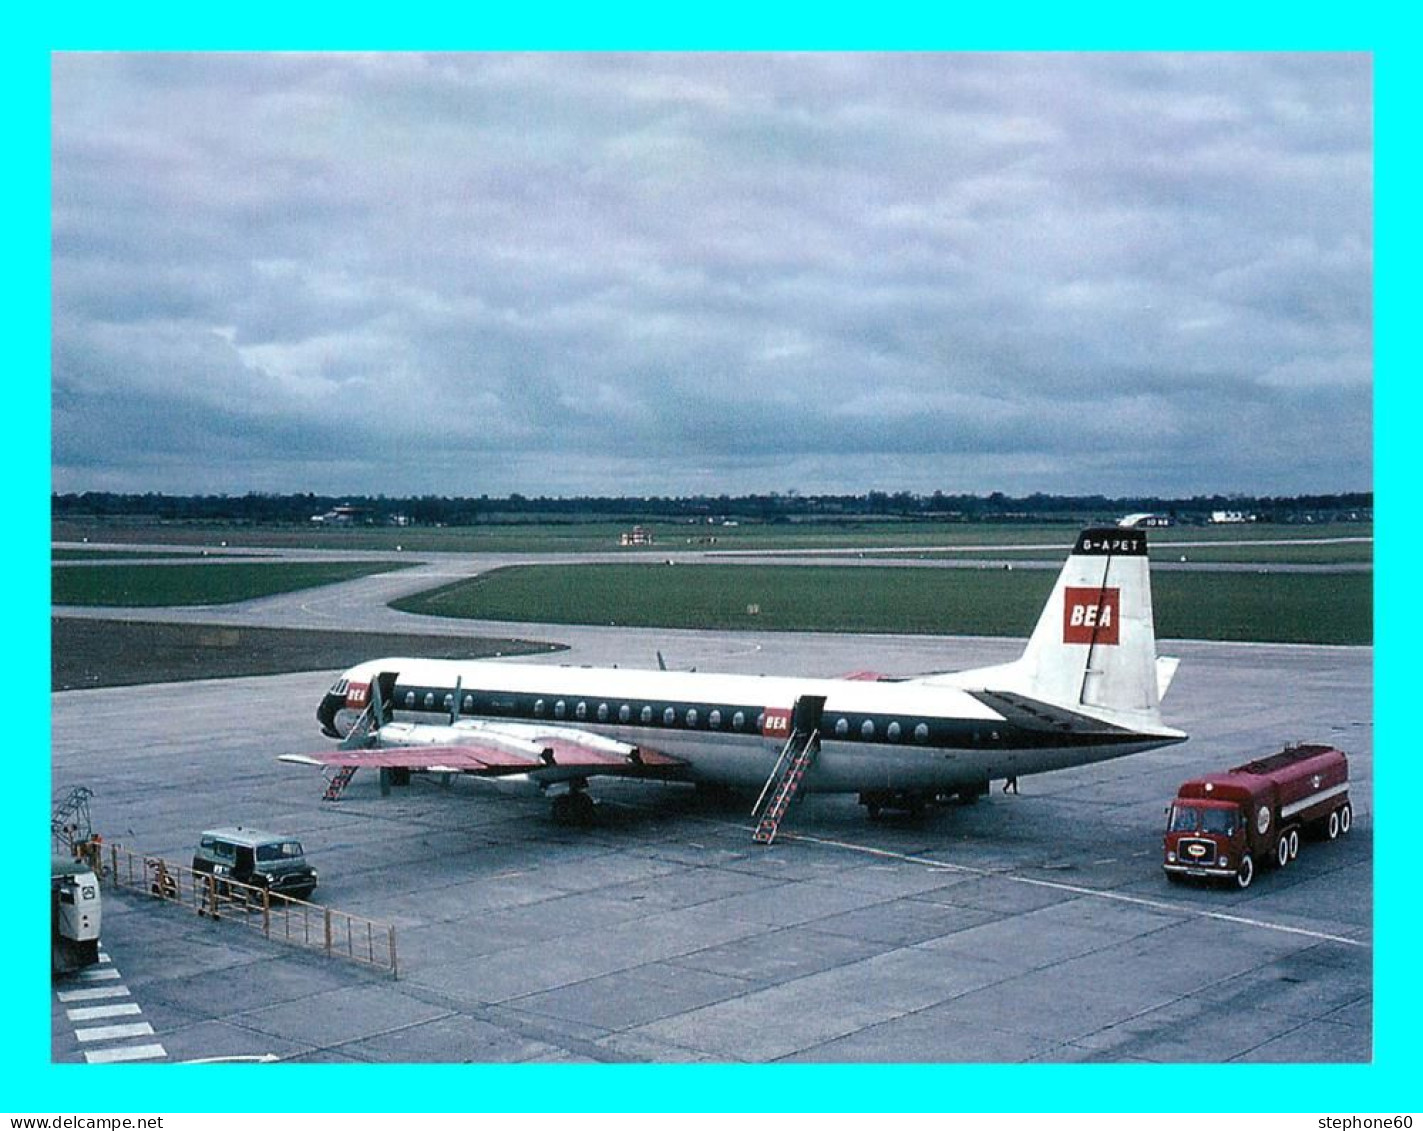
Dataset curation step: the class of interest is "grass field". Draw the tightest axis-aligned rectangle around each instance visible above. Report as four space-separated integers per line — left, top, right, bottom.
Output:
52 560 411 607
52 518 1372 560
393 562 1373 645
51 617 560 691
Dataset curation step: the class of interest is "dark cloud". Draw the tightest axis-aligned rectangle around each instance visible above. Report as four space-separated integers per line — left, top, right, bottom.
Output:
51 52 1372 497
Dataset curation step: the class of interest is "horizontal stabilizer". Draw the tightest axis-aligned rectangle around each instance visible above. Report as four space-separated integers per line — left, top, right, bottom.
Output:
1156 656 1180 701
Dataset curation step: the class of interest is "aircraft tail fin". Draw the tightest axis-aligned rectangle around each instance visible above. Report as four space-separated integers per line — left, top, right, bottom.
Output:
1008 527 1170 727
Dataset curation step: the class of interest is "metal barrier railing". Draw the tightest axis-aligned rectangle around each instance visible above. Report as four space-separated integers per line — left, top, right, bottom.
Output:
90 843 398 978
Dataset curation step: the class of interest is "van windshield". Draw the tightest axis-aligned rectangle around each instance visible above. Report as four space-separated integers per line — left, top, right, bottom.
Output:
255 841 304 862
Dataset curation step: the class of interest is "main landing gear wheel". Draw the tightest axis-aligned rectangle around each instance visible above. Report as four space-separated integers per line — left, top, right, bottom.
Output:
1328 809 1341 840
1287 828 1300 860
1235 854 1254 889
1276 834 1291 868
1340 803 1353 835
551 790 596 827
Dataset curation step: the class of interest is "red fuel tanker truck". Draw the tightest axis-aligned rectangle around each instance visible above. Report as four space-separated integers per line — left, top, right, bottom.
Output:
1163 744 1351 889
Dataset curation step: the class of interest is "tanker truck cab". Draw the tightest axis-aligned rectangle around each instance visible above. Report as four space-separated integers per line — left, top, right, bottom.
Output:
1164 790 1253 887
1164 744 1351 890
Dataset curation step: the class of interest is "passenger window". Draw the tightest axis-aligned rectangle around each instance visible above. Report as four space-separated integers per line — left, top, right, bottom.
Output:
861 719 875 740
835 718 849 737
663 707 676 726
641 706 653 724
914 723 929 744
887 722 901 742
709 710 722 729
686 709 698 727
733 712 746 731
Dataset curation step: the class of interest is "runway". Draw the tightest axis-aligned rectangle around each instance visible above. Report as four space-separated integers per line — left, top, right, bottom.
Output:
50 556 1372 1065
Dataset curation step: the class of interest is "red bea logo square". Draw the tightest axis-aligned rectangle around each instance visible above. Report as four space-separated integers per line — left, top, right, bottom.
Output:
1063 587 1120 645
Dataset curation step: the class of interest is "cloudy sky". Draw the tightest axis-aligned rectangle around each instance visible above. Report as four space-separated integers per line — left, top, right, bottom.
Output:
51 52 1372 499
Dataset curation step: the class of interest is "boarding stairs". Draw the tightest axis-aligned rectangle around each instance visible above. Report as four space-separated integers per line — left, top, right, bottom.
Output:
322 690 386 802
52 785 94 850
323 764 360 802
751 696 826 845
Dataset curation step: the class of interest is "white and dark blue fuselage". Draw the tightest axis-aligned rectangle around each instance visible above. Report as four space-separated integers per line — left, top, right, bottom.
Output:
318 656 1179 794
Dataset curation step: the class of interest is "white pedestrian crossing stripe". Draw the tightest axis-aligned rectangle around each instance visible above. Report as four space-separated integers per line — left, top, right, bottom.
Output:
76 966 122 981
67 1002 142 1022
56 950 167 1063
84 1043 167 1065
76 1021 155 1043
56 985 131 1003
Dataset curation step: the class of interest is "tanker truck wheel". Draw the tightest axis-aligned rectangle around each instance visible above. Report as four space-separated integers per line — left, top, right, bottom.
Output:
1235 855 1254 889
1276 834 1291 868
1327 809 1341 839
1340 803 1352 835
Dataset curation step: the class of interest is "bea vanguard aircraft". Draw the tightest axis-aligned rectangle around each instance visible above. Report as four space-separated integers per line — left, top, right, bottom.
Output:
286 528 1185 841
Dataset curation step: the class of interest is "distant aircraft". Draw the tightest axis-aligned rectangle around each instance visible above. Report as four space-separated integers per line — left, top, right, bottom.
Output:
285 528 1184 841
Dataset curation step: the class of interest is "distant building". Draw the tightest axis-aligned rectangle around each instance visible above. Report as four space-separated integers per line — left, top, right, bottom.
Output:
1118 513 1172 528
619 525 654 546
310 504 369 525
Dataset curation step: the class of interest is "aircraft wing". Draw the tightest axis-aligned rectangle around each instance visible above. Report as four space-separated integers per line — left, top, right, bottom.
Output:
280 723 686 784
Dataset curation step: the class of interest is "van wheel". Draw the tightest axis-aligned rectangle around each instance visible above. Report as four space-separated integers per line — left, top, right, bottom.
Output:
1235 855 1254 889
1276 835 1291 868
1340 803 1352 834
1327 809 1340 839
1287 829 1300 860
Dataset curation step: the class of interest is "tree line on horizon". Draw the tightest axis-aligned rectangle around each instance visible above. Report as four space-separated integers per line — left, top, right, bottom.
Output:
52 489 1374 528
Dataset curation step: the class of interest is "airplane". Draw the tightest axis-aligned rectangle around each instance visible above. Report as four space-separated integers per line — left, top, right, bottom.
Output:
285 527 1185 841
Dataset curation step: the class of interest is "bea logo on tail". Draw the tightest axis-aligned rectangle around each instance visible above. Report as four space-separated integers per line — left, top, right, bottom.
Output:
1063 587 1120 645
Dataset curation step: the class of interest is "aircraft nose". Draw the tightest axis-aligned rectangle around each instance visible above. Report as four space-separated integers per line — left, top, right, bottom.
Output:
317 691 344 738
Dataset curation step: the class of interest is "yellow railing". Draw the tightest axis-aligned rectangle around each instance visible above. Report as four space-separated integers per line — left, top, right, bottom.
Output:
96 843 398 978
